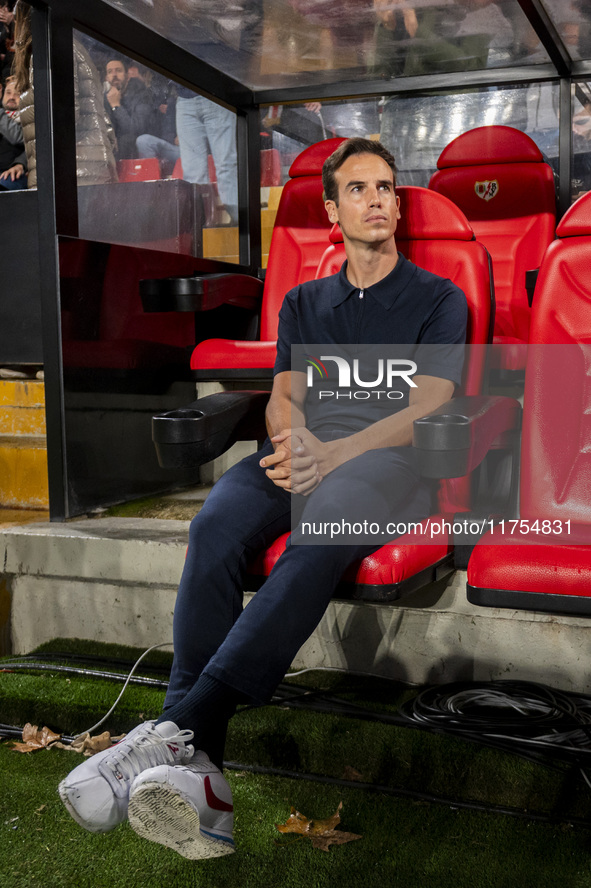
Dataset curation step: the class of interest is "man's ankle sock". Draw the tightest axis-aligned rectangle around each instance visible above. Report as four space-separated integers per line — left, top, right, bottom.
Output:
156 673 239 765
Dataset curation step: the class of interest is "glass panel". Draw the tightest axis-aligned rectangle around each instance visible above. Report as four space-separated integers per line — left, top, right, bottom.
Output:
540 1 591 61
260 84 559 191
98 1 550 91
74 31 240 263
572 81 591 201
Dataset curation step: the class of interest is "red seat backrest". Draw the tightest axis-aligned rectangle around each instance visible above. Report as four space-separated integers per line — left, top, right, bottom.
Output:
429 126 555 344
520 190 591 524
260 138 346 341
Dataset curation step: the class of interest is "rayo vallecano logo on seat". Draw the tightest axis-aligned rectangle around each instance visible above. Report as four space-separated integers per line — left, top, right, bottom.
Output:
305 353 417 400
474 179 499 201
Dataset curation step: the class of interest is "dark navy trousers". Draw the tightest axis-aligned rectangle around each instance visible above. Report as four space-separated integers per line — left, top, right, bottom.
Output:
164 441 430 706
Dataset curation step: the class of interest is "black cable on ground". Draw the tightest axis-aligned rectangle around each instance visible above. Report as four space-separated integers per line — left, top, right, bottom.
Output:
3 651 173 677
1 661 170 688
223 760 591 829
3 656 591 785
399 681 591 766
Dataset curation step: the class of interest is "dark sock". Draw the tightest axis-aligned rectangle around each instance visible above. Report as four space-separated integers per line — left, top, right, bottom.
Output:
157 673 239 768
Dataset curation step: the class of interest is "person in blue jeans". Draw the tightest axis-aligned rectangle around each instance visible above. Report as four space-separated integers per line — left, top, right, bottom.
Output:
175 88 238 224
58 137 467 860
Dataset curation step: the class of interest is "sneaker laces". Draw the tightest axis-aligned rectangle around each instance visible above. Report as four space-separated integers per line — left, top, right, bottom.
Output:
100 724 194 796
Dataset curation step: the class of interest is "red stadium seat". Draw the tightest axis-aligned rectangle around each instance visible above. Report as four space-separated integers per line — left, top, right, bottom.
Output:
190 138 346 379
247 187 504 601
429 126 556 372
467 189 591 616
117 158 161 182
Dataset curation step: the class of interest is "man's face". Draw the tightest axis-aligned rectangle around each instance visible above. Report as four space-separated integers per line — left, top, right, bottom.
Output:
2 80 19 112
325 153 401 247
106 60 128 91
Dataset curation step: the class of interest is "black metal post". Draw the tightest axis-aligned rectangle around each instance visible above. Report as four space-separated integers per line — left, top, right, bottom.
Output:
237 107 261 272
558 78 573 219
30 3 69 519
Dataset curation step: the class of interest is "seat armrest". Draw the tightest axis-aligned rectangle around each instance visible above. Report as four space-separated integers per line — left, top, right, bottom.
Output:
413 395 522 478
152 390 270 468
140 273 263 313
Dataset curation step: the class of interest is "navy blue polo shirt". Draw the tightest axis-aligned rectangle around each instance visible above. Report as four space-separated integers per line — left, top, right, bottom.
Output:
274 253 467 435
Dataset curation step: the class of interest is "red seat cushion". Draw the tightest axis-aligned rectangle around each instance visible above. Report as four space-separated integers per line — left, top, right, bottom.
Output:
248 517 454 590
191 339 277 370
468 526 591 597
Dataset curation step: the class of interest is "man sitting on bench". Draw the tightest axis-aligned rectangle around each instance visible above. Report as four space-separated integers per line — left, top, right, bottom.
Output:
58 137 467 860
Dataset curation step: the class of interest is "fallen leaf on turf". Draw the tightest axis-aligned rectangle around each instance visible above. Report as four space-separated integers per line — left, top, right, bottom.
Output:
54 731 124 755
10 724 61 753
276 801 341 835
275 802 361 851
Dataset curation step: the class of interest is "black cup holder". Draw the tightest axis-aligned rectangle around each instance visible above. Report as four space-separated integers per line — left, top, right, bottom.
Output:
413 411 472 454
164 409 205 420
418 414 469 425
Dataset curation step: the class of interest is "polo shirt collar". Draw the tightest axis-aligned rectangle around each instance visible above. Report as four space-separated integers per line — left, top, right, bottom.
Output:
331 253 415 309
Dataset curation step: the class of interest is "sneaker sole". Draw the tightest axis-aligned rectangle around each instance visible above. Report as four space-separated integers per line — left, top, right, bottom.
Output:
128 782 235 860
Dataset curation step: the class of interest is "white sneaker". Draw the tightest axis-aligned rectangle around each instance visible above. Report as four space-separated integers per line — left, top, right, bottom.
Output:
128 751 235 859
58 721 194 833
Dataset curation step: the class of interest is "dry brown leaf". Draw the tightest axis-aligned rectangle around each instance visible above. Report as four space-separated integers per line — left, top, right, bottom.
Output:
276 801 342 836
71 731 113 755
275 802 361 851
54 731 125 755
10 723 61 753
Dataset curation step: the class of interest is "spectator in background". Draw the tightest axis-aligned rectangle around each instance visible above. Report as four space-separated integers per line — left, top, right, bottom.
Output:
176 89 238 224
0 76 26 190
104 56 159 159
0 1 15 83
136 80 181 177
455 0 514 67
73 40 117 185
12 2 116 189
11 0 33 185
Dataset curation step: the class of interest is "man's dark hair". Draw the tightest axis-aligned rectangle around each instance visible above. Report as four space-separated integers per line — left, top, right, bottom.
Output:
322 138 397 204
106 56 129 72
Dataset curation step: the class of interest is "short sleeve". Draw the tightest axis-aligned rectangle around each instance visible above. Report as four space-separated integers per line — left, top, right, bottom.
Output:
274 287 302 375
415 280 468 385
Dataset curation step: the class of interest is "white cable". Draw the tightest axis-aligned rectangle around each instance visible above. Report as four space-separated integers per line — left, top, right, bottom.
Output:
73 642 173 740
284 665 403 681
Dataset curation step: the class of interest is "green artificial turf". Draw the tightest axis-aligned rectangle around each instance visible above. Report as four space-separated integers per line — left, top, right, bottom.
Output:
1 639 591 887
1 744 591 888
